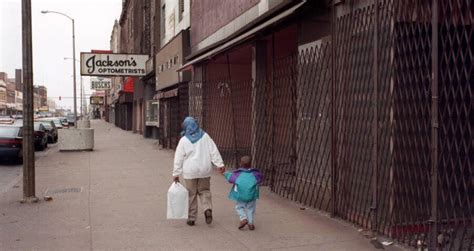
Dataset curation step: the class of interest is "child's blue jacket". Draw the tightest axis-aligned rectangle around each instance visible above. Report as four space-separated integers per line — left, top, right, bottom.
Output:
224 168 263 202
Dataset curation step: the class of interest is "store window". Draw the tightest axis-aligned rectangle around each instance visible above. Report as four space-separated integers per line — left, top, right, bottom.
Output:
145 100 159 126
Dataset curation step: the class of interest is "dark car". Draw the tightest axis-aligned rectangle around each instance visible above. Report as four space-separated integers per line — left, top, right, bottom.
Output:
36 120 58 143
11 120 49 151
0 125 23 163
34 122 48 151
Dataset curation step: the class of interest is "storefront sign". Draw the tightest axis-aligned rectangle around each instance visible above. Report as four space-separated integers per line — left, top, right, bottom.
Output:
91 78 112 90
90 96 105 105
93 90 106 96
39 106 49 112
80 53 149 76
154 89 178 99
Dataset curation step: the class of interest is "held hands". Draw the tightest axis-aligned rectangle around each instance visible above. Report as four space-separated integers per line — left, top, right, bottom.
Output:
173 168 225 182
217 167 225 175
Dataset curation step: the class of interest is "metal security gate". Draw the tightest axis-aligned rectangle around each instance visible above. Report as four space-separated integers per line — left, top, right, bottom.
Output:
295 41 332 211
335 3 375 230
159 84 189 149
188 1 472 249
437 1 473 249
333 0 473 249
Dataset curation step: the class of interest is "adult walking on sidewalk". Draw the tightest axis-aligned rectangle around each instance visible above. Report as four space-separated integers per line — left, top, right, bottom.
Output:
173 117 225 226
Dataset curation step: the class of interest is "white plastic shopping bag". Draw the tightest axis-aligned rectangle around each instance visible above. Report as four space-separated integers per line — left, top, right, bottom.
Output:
167 182 189 219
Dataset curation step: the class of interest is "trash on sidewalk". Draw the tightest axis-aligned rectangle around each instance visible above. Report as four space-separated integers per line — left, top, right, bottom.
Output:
381 241 394 246
377 237 394 246
167 182 188 219
370 239 384 249
43 196 53 201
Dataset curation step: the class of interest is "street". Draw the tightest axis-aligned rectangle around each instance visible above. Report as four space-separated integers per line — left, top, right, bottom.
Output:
0 120 403 250
0 145 51 195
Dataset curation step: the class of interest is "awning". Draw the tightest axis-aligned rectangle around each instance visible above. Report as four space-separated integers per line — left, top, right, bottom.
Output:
179 1 306 71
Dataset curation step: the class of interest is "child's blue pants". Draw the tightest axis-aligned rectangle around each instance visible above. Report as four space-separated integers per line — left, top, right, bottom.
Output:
235 200 256 224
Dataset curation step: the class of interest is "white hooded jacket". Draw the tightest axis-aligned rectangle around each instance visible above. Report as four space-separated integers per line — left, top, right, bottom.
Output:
173 133 224 179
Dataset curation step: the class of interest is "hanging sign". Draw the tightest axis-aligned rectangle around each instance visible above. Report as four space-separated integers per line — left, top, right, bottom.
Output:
80 53 149 76
90 96 104 105
91 78 112 90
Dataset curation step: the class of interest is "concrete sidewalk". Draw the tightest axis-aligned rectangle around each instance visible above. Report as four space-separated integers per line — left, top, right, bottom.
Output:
0 120 404 250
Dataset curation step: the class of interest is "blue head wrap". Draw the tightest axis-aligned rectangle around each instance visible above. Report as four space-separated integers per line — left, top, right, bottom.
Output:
181 117 205 143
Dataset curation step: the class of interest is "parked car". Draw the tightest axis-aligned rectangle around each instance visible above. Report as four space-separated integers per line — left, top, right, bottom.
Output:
34 122 48 151
0 125 22 163
36 120 58 143
42 118 63 129
59 117 68 128
0 116 14 125
66 113 76 126
11 120 49 151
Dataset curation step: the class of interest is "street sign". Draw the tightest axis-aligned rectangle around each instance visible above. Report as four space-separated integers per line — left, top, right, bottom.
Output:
90 78 112 90
80 53 149 77
90 96 104 105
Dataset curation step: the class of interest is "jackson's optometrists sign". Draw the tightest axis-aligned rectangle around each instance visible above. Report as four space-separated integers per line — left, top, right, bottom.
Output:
80 53 149 76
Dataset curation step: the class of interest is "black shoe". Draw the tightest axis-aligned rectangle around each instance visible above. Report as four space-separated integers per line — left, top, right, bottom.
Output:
186 220 195 226
204 209 213 224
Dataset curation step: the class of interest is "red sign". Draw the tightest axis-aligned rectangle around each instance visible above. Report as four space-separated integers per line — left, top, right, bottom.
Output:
122 77 134 93
91 49 113 54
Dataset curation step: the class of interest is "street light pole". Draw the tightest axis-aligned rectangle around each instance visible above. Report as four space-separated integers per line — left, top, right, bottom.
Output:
41 10 77 128
80 76 83 118
63 57 83 119
71 19 78 128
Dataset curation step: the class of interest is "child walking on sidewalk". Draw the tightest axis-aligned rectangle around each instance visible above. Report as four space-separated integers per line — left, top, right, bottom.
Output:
223 156 263 230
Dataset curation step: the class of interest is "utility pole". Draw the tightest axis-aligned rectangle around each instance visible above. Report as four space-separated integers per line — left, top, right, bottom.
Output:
72 19 78 127
80 76 83 118
21 0 38 203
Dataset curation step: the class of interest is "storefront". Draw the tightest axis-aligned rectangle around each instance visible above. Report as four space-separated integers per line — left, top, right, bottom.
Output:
115 77 134 131
155 30 191 148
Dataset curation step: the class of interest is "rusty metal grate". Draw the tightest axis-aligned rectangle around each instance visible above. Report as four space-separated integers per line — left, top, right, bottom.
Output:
437 0 473 249
187 1 472 249
295 42 332 211
391 0 433 247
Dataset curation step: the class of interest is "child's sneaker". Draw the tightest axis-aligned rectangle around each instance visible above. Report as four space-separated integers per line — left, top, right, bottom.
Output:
238 219 248 229
248 224 255 231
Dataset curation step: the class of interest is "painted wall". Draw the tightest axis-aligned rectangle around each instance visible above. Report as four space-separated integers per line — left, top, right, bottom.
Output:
160 0 190 47
190 0 259 49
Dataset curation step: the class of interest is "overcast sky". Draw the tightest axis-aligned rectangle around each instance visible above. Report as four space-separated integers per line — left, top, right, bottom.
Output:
0 0 122 111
